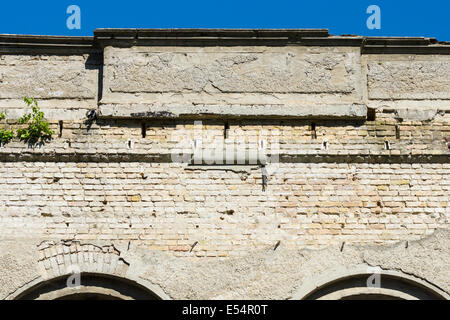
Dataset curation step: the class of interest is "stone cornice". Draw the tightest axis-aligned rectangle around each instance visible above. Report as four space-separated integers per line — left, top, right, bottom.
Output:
0 34 97 53
98 104 368 120
0 29 449 53
94 28 330 39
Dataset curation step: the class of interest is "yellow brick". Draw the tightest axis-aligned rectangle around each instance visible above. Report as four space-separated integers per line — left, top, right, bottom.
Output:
129 195 142 202
392 180 410 185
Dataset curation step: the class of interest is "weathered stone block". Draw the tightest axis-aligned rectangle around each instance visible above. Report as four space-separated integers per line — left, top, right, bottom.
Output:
0 54 99 99
367 56 450 100
103 46 360 96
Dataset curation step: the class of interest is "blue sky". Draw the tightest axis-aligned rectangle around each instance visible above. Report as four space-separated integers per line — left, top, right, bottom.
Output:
0 0 449 41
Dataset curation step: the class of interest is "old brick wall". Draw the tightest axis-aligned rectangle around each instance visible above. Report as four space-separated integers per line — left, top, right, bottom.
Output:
0 31 448 299
0 115 448 256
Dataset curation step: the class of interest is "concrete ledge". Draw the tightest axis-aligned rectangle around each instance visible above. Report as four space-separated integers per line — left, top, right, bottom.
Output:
0 34 98 54
0 151 448 164
94 28 330 39
1 31 449 53
98 104 368 120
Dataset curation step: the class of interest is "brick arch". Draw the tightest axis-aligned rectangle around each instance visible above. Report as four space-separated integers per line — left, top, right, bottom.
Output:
36 240 129 280
291 265 449 300
6 241 171 300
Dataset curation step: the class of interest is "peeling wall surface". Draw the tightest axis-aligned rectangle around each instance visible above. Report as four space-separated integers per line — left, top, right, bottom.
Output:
0 29 449 300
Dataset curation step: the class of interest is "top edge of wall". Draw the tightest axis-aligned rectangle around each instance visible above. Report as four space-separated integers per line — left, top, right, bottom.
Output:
0 29 449 53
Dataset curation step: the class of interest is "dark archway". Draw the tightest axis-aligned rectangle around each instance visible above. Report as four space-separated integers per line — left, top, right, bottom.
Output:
15 273 162 300
56 293 123 300
300 272 448 300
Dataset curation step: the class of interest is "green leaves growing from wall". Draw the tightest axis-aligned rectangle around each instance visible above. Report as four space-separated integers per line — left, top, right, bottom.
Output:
0 112 14 146
0 97 54 146
17 97 54 144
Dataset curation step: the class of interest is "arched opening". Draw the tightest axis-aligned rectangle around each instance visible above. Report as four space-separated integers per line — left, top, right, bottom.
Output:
57 293 123 300
14 273 162 300
297 271 448 300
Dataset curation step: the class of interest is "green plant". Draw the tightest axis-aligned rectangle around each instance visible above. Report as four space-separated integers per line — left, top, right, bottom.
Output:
0 112 14 146
17 97 54 144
